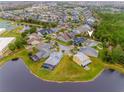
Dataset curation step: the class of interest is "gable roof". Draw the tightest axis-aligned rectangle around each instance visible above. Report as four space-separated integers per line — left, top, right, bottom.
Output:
73 37 85 44
80 47 99 57
73 52 92 66
39 29 54 35
44 52 63 66
35 49 47 59
77 24 91 33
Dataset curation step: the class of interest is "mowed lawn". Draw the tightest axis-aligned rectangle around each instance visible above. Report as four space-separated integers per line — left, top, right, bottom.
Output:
0 49 104 82
35 55 104 82
0 26 23 38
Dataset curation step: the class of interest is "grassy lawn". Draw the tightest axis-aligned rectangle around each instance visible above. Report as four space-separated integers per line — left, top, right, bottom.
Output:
0 26 23 38
0 49 104 82
56 39 72 46
36 55 104 82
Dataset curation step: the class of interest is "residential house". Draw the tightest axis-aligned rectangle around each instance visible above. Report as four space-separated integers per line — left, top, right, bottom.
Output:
36 43 51 51
73 37 85 46
42 52 63 70
77 24 91 34
80 47 99 57
57 32 74 42
86 17 96 27
38 29 54 35
73 52 92 70
30 48 50 62
27 33 42 46
86 39 98 47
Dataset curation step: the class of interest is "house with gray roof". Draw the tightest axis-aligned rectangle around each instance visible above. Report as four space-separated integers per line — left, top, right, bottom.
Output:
77 24 91 33
30 49 50 62
42 52 63 70
29 43 50 62
80 47 99 57
86 17 96 27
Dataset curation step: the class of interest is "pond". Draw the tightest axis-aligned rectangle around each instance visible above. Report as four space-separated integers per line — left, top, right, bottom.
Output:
0 59 124 92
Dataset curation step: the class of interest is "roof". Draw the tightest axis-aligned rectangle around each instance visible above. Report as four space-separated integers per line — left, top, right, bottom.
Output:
39 29 54 35
73 37 85 44
35 49 49 59
44 52 63 66
36 43 51 51
86 17 96 26
73 52 91 66
86 40 98 47
0 37 15 52
80 47 99 57
78 24 91 33
57 32 74 42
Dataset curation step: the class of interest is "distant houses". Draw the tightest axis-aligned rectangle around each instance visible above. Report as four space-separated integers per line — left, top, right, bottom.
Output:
42 52 63 70
73 52 92 70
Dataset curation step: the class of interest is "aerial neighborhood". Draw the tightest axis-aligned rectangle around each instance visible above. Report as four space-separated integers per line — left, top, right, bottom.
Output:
0 2 101 72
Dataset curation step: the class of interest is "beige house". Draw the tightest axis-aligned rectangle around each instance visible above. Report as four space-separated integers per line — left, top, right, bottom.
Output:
73 52 92 67
27 33 42 46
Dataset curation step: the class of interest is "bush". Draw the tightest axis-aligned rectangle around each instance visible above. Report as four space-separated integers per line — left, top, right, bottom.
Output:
8 43 16 51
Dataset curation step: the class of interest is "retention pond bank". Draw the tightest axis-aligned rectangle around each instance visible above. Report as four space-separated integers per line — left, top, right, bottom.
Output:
0 59 124 92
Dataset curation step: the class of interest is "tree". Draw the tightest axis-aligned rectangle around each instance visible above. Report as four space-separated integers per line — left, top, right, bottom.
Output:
14 37 27 49
8 43 16 51
111 45 124 64
29 27 36 34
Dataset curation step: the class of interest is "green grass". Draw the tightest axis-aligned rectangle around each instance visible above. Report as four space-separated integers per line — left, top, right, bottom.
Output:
56 39 72 46
36 56 104 81
0 26 23 38
0 49 104 82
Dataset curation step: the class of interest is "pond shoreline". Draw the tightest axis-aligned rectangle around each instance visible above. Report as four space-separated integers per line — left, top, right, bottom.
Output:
0 57 123 83
23 60 105 83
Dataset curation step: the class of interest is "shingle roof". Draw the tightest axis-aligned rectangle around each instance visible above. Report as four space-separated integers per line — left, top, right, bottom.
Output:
44 52 63 66
35 49 47 59
73 37 85 45
80 47 98 57
73 52 92 66
39 29 54 35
